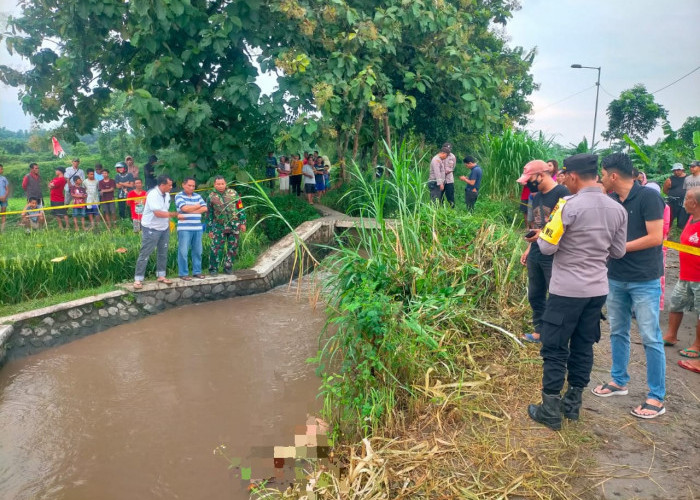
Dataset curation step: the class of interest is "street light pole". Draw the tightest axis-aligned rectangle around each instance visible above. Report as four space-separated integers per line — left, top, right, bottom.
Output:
571 64 601 152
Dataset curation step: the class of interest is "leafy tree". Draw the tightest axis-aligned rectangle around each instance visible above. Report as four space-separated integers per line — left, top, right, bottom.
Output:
677 116 700 148
1 0 534 177
602 84 667 144
264 0 535 173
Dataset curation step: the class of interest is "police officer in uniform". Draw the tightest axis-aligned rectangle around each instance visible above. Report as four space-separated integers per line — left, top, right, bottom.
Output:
527 154 628 430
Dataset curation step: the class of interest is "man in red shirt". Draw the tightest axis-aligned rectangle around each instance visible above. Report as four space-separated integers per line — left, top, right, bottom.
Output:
663 187 700 375
48 166 68 229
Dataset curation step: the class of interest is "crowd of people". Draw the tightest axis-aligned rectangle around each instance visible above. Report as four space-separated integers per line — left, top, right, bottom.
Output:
263 150 331 203
516 153 700 430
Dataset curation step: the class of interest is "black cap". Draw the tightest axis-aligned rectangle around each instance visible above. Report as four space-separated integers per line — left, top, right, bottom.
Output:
563 153 598 174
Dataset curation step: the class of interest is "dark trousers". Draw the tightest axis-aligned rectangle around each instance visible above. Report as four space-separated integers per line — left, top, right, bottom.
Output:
465 189 478 211
290 175 302 196
118 200 128 219
527 250 553 333
442 183 455 208
667 198 688 229
429 183 442 202
266 168 276 190
540 293 607 395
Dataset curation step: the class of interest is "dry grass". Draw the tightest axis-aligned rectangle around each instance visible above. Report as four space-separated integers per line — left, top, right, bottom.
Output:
252 340 608 500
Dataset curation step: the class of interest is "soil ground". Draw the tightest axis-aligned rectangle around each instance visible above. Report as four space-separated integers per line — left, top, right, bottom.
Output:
579 250 700 500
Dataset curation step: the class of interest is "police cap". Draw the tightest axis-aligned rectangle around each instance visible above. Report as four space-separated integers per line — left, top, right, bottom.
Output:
563 153 598 174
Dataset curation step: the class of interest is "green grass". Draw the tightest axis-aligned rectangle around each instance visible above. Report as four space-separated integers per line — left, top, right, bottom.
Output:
0 284 117 318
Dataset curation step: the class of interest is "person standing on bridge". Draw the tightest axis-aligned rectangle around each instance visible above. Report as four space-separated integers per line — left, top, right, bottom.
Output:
207 176 247 276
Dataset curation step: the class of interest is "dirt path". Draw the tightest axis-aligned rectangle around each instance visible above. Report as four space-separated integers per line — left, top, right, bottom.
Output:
581 251 700 500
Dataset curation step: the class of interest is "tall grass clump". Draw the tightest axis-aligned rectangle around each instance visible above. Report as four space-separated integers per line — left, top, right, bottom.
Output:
478 128 554 199
315 141 529 440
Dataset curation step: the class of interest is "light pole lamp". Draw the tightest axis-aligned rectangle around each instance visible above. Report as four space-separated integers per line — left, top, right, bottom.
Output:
571 64 601 152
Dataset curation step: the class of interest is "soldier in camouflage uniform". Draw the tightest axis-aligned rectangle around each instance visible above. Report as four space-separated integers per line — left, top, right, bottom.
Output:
207 176 247 275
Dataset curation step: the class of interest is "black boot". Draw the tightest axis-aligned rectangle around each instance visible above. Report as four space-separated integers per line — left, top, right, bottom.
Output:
561 386 584 420
528 391 562 430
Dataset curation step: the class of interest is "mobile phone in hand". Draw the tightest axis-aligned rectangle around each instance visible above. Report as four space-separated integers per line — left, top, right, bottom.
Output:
525 230 536 238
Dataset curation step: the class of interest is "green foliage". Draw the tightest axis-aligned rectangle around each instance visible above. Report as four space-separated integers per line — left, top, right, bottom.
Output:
1 0 535 176
0 227 268 306
314 144 528 438
477 128 553 199
602 84 668 144
241 189 321 242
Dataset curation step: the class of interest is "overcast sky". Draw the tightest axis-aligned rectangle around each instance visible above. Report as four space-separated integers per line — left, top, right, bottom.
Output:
1 0 699 147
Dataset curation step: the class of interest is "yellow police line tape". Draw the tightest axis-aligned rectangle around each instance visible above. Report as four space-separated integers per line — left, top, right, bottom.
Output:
662 240 700 257
1 176 280 216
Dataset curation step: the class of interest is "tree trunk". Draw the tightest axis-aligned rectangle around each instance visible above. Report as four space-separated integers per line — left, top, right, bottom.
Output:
371 118 379 170
383 115 392 170
351 107 365 162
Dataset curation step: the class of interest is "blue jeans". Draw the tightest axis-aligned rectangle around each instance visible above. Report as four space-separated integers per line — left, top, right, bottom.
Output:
607 278 665 401
177 230 203 277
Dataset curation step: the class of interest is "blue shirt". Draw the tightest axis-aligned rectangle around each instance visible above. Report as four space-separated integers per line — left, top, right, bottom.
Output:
0 175 7 198
468 165 483 192
175 191 206 231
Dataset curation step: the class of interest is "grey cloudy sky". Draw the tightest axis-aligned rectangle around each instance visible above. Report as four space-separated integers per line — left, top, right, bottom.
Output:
1 0 699 148
506 0 700 146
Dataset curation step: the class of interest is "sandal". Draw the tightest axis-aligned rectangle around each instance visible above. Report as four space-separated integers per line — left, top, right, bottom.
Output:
193 274 206 279
678 359 700 374
157 278 173 285
663 339 678 347
591 382 628 397
522 333 541 344
133 281 143 290
180 276 192 281
630 401 665 419
679 348 700 359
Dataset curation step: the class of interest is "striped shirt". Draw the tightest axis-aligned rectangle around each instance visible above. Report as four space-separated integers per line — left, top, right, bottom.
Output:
175 191 206 231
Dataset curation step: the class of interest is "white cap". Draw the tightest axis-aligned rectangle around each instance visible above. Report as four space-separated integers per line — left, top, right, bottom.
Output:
672 163 684 171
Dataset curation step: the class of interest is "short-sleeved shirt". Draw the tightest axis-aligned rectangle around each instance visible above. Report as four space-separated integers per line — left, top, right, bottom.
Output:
468 165 483 192
98 179 117 201
70 185 87 204
175 191 206 232
115 172 135 198
142 188 171 231
64 167 85 189
302 164 316 184
50 176 67 202
684 174 700 190
126 190 146 220
291 160 303 176
529 184 570 257
83 178 99 204
607 182 665 282
0 175 8 198
538 187 628 297
679 217 700 282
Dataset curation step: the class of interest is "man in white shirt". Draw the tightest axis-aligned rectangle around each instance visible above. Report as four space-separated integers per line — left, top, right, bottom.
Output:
133 175 184 289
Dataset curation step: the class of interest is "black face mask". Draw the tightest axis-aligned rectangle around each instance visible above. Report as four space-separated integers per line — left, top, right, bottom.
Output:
526 179 539 192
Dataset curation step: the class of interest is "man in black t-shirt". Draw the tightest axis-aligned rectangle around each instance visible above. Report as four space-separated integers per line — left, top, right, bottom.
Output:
517 160 570 343
593 153 666 420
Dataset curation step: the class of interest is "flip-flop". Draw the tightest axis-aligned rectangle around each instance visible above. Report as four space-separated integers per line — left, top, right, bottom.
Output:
630 401 665 419
678 359 700 374
591 382 628 397
522 333 541 344
663 339 678 347
133 281 143 290
679 348 700 359
157 278 173 285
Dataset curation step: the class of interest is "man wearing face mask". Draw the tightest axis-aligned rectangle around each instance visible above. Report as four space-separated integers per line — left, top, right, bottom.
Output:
517 160 570 343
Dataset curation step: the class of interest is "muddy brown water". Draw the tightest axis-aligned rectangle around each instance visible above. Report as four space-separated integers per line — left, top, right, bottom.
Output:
0 283 325 499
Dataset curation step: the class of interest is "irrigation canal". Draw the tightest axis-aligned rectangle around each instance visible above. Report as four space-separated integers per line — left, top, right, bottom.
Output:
0 279 325 499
